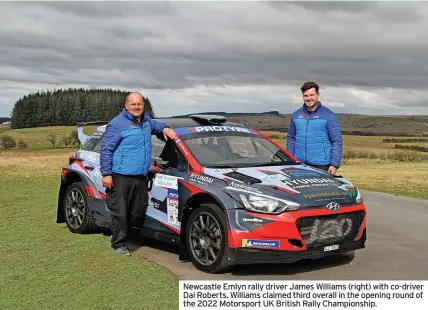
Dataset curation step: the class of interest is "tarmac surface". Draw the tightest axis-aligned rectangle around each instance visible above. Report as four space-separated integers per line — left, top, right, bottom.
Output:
130 190 428 280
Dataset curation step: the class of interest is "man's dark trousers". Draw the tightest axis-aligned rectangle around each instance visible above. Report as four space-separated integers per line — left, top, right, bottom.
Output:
106 173 148 250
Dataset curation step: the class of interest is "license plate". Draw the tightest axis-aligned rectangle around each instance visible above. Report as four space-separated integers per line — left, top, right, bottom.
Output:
324 244 339 252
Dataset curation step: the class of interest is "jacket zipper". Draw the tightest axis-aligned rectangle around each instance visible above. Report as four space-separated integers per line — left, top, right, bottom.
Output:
305 114 309 163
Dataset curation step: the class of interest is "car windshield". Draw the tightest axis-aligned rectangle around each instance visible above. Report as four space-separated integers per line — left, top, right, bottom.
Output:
180 131 296 168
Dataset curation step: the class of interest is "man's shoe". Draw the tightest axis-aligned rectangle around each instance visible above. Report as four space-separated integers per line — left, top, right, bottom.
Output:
114 246 131 256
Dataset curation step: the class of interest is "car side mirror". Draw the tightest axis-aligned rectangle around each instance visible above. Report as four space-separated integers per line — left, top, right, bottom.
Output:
153 157 169 169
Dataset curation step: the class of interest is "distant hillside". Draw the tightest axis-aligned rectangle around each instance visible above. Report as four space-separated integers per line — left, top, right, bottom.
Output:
171 111 280 118
177 112 428 136
0 117 11 123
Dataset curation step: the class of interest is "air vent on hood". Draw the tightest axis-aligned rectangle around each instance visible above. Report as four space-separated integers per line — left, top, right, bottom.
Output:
223 172 262 184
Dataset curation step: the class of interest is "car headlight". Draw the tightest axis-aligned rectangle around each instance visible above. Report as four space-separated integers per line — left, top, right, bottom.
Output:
356 188 363 204
336 177 363 204
228 191 301 214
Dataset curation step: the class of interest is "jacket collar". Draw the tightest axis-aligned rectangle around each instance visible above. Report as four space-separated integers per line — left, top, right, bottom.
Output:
303 101 322 114
122 108 148 123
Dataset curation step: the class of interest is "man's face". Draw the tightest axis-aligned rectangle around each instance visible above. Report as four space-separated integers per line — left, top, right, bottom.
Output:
302 88 320 109
125 95 144 118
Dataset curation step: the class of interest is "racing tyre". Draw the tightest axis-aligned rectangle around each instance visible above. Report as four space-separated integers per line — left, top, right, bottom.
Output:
186 203 232 274
63 182 96 234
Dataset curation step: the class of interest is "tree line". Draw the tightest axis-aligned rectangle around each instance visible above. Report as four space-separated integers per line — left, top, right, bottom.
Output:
383 138 428 143
394 144 428 153
10 88 155 129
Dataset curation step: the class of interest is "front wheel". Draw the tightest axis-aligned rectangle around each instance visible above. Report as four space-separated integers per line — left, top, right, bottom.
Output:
63 182 96 234
186 203 232 273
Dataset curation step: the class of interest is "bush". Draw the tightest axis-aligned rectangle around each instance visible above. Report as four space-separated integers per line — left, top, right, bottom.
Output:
0 135 16 150
46 133 58 148
18 140 28 149
382 138 428 143
61 136 73 148
394 144 428 153
342 149 426 164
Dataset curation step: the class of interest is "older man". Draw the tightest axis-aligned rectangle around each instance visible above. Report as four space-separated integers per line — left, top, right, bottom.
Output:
286 81 343 174
100 92 175 255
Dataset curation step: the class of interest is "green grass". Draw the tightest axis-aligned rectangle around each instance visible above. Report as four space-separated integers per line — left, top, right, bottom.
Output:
0 166 179 310
0 125 98 150
339 160 428 199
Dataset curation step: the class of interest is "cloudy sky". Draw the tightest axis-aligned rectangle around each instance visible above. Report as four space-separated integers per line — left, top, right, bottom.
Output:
1 1 428 118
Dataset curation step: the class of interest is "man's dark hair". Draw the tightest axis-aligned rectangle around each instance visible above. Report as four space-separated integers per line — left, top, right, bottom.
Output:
301 81 319 93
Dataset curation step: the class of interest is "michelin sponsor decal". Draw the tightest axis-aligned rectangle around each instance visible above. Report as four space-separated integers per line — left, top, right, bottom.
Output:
241 239 280 249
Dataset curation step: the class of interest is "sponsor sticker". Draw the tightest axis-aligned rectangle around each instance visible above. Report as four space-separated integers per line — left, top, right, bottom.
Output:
241 239 280 249
167 188 180 225
228 181 263 194
242 217 263 223
189 174 215 185
282 178 336 189
286 170 321 177
338 184 358 197
194 126 252 133
214 168 234 173
153 174 179 189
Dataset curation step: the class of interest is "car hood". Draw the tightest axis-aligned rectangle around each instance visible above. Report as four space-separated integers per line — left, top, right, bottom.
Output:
203 164 361 207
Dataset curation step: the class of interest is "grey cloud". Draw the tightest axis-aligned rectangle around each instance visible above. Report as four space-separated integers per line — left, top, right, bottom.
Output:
1 1 428 116
269 1 424 22
269 1 374 13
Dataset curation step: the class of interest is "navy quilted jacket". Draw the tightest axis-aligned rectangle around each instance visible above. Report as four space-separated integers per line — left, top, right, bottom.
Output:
286 102 343 168
100 108 168 176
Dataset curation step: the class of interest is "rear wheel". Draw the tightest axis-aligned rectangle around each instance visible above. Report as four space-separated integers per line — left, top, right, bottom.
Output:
63 182 96 233
186 203 232 273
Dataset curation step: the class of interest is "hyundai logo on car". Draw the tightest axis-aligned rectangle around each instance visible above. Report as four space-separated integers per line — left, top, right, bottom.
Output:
326 202 340 211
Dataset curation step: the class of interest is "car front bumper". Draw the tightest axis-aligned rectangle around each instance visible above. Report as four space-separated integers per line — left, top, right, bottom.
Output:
225 203 367 265
228 229 366 265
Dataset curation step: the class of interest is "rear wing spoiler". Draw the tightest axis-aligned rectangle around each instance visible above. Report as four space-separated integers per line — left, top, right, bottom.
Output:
76 121 109 145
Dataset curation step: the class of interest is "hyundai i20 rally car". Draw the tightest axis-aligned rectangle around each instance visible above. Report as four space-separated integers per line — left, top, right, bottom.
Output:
57 115 367 273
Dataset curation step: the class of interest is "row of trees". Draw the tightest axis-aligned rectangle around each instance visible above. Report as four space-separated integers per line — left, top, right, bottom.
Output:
10 88 155 129
383 138 428 143
395 144 428 153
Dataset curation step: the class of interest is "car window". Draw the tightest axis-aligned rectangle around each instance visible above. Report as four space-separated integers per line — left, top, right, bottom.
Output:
181 132 295 168
81 132 103 151
152 136 165 159
92 137 103 153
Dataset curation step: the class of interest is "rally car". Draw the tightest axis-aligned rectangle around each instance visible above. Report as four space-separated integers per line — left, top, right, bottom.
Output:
57 114 367 273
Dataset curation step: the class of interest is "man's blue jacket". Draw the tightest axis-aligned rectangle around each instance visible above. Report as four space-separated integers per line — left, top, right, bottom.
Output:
286 102 343 168
100 108 168 176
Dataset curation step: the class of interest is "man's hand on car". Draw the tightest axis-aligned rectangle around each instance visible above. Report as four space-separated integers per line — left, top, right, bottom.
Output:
328 166 337 175
163 127 176 140
102 176 113 188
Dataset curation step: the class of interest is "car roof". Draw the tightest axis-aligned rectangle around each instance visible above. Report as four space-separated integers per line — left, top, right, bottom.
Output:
94 115 246 133
157 117 244 129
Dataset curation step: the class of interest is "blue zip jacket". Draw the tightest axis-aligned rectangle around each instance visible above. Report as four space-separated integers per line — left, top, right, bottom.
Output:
286 102 343 168
100 108 168 176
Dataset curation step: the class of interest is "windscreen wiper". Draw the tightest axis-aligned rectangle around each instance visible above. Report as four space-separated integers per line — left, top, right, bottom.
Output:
206 164 237 168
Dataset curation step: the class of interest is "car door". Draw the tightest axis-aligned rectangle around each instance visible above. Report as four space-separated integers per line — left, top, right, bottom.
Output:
142 138 189 236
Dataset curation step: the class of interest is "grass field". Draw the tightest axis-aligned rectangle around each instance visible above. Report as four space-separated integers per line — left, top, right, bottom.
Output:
0 151 179 310
263 130 428 156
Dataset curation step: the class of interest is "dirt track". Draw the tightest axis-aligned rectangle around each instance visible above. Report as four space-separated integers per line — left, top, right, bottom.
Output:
131 190 428 280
